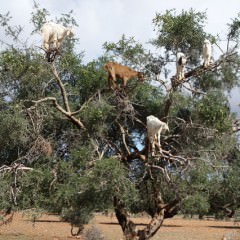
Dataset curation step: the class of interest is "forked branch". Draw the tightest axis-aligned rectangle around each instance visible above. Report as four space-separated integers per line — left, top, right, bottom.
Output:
31 97 85 129
28 62 86 129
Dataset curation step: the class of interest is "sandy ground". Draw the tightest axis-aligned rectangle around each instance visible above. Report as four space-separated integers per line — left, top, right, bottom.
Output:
0 212 239 240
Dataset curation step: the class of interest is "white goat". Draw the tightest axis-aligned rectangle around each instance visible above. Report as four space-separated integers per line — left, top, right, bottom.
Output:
40 22 74 51
203 39 212 67
147 115 169 156
176 52 187 81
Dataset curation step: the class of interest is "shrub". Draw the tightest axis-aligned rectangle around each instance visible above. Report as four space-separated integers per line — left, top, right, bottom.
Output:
85 226 106 240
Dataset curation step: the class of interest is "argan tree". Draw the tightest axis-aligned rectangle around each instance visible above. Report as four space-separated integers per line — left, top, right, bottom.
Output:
0 3 240 240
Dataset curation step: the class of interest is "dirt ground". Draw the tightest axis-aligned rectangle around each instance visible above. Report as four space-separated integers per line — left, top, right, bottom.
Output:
0 212 239 240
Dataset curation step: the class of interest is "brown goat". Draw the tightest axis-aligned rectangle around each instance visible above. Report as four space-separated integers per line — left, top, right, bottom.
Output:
104 62 144 89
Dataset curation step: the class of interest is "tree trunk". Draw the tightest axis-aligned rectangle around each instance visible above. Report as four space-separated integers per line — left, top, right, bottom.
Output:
137 209 165 240
114 191 173 240
114 197 139 240
163 94 173 118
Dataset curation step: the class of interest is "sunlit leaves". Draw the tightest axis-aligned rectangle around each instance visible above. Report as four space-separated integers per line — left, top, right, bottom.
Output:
152 9 208 55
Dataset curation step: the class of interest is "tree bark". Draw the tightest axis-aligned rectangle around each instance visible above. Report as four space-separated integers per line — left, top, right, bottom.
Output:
114 197 139 240
114 192 180 239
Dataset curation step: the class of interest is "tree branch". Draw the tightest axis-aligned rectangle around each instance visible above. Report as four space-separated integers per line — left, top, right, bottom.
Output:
31 97 85 129
172 51 237 89
163 51 237 118
50 63 71 112
117 122 131 155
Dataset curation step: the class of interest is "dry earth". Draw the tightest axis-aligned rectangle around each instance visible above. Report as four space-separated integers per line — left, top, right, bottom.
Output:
0 212 239 240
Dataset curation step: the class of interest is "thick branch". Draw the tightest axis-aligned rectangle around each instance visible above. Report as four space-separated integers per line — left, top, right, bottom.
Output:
121 145 147 162
114 197 138 240
172 51 237 89
163 52 237 118
0 163 33 173
50 63 71 112
163 95 173 118
117 122 131 155
138 190 166 239
32 97 85 129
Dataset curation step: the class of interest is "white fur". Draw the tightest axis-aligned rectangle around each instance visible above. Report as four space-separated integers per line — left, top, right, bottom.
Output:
203 39 212 67
40 22 74 51
147 115 169 155
176 52 187 80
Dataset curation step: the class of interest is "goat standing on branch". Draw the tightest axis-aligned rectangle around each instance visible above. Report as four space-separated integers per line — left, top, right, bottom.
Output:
176 52 187 81
40 22 74 62
40 22 74 51
203 39 212 68
147 115 169 156
104 62 144 90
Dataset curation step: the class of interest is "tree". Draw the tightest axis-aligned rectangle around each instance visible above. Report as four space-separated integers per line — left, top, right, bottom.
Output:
0 4 240 240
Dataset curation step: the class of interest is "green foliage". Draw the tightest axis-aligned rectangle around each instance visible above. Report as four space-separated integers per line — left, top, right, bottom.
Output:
130 83 165 117
31 1 78 33
195 91 232 131
80 99 115 135
195 53 240 92
228 13 240 41
83 158 138 207
152 9 213 65
182 193 210 218
70 143 95 169
194 72 221 92
30 1 50 33
170 92 193 115
220 55 240 91
0 108 31 163
76 60 108 102
61 158 139 225
0 48 51 100
0 175 13 209
103 34 149 68
19 169 52 209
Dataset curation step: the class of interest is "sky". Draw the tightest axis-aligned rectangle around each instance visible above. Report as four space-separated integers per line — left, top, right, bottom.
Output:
1 0 240 63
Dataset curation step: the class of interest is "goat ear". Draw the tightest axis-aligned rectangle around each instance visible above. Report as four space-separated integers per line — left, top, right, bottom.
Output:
67 27 74 36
